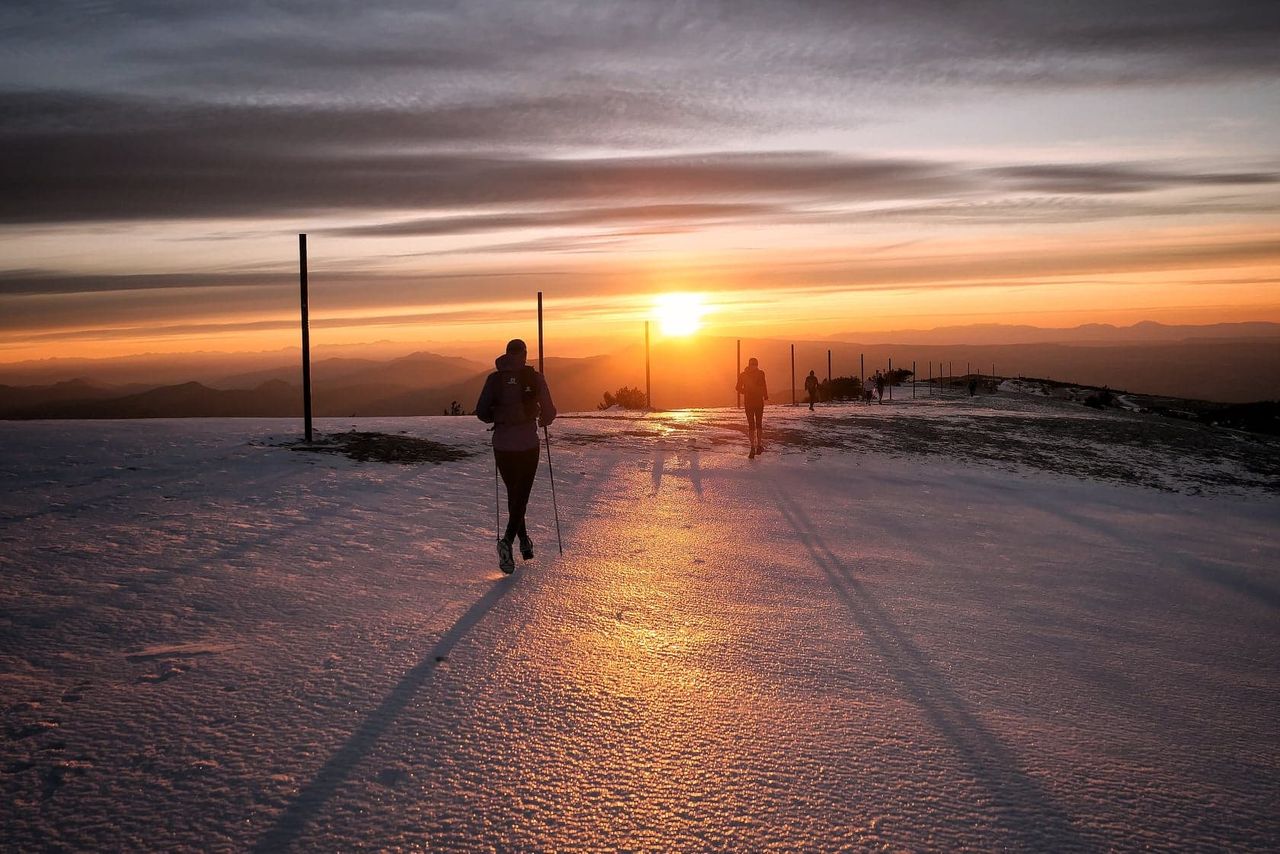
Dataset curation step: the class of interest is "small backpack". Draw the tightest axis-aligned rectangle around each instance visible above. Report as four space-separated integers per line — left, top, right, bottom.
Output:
741 368 766 398
494 366 540 424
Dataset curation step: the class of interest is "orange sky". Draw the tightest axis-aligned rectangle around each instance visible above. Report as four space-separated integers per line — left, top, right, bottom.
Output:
3 219 1277 363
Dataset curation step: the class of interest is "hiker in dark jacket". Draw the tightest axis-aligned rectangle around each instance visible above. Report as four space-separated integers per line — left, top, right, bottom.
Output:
804 370 820 411
735 357 769 458
475 338 556 573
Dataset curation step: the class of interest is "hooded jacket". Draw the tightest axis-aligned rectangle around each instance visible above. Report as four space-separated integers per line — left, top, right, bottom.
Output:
475 351 557 451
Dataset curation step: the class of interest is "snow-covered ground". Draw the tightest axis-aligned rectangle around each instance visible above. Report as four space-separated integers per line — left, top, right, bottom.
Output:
2 394 1278 851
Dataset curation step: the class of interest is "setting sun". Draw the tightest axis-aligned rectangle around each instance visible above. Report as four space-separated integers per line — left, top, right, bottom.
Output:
654 293 707 336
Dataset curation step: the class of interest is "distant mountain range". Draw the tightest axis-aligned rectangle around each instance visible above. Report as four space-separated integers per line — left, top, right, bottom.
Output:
827 321 1280 346
2 324 1278 418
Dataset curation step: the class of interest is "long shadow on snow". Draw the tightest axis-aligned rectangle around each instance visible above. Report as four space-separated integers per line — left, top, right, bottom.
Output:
252 454 620 850
1016 490 1280 614
251 578 515 853
768 483 1094 852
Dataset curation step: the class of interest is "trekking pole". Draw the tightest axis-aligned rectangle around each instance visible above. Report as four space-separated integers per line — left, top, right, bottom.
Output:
544 426 564 555
489 426 499 538
537 291 565 555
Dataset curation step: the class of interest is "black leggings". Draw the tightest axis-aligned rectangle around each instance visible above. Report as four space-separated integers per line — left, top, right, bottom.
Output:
745 402 764 438
495 446 540 542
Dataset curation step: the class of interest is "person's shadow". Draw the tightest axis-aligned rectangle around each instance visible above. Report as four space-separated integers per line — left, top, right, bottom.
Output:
251 579 514 852
650 439 704 498
768 483 1091 851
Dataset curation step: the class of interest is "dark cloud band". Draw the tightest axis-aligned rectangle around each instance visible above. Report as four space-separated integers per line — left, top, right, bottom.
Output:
2 92 1275 226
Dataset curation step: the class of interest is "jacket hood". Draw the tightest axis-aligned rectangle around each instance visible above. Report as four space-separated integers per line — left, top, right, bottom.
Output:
495 351 527 371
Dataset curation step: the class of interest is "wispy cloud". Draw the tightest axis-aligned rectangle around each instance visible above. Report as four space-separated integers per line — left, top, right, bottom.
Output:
6 234 1277 336
4 1 1277 97
3 90 1275 226
323 203 781 238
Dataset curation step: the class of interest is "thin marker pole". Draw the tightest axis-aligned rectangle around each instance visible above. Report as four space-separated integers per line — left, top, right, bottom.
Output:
736 339 741 409
912 360 916 399
790 343 796 406
537 292 563 555
645 320 652 410
298 233 313 443
888 356 893 401
826 348 832 404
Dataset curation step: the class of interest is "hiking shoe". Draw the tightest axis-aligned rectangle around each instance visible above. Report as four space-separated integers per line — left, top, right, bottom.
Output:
497 539 515 574
518 534 534 561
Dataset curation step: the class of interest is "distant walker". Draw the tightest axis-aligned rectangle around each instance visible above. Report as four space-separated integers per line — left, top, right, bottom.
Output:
736 357 769 459
805 370 819 411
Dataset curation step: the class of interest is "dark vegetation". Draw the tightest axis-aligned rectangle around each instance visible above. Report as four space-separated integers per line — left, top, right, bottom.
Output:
1144 398 1280 437
1005 376 1280 437
598 386 648 410
289 431 471 465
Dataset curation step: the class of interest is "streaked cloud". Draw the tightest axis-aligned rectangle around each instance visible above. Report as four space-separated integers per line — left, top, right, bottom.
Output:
1 1 1277 356
3 90 1275 226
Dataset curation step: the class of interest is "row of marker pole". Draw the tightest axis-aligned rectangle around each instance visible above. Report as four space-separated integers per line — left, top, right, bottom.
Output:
300 235 1001 431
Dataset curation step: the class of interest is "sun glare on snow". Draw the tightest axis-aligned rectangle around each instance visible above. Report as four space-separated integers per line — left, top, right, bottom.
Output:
654 293 707 336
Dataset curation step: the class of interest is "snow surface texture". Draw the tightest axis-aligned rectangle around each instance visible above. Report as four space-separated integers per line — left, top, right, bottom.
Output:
2 394 1278 852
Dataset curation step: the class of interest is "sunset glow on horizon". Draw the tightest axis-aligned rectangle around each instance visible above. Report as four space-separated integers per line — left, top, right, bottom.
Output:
1 2 1277 366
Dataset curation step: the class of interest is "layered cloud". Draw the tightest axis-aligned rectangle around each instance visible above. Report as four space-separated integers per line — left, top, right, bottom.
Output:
2 89 1275 226
3 1 1278 96
1 1 1278 354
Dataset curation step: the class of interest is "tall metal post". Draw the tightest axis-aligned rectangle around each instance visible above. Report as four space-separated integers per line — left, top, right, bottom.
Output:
790 343 796 406
537 291 563 554
644 320 651 410
736 339 741 409
912 360 916 399
298 233 313 443
888 356 893 401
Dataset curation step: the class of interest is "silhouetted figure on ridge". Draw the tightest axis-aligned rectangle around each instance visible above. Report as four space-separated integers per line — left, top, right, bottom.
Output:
475 338 556 573
805 370 819 411
736 357 769 459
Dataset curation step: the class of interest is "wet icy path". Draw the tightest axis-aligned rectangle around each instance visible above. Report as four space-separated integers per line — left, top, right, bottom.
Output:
2 413 1278 851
